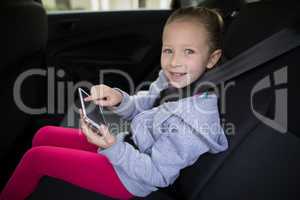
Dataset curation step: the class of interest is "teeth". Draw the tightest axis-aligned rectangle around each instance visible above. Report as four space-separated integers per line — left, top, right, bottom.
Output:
171 72 186 77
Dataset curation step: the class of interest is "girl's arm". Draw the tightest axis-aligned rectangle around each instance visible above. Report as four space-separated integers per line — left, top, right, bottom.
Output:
111 70 168 120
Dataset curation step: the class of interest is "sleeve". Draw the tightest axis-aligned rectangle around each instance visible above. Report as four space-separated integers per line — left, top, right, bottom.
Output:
110 71 168 120
99 115 210 188
110 89 154 120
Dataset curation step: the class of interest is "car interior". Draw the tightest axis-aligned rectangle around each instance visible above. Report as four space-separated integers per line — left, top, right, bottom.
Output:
1 0 300 199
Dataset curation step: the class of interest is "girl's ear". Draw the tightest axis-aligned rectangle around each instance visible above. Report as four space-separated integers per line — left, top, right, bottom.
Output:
206 49 222 69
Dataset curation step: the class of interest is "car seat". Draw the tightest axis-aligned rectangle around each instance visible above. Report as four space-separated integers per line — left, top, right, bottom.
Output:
0 0 47 189
28 1 300 200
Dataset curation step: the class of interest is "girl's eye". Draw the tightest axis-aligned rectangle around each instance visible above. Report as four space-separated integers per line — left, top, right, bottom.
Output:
163 48 173 54
184 49 195 55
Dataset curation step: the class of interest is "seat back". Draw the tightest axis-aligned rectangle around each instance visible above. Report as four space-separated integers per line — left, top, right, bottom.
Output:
0 0 47 188
164 1 300 200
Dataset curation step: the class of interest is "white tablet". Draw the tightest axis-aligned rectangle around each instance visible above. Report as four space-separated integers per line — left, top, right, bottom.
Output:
78 88 107 133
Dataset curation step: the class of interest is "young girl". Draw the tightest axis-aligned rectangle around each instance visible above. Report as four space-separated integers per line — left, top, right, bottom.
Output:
0 7 228 200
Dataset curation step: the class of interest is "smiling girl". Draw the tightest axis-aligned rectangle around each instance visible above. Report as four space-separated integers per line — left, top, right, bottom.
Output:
1 7 228 200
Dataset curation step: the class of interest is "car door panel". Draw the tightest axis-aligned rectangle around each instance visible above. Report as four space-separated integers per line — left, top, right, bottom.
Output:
46 10 171 88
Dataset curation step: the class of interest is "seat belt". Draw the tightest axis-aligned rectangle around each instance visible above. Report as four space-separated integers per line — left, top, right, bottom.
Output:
199 28 300 85
194 27 300 136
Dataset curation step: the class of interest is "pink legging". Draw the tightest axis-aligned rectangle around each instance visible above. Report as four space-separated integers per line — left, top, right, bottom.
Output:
0 126 133 200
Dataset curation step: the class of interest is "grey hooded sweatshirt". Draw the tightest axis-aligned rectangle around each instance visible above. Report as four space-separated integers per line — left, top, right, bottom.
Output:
99 70 228 197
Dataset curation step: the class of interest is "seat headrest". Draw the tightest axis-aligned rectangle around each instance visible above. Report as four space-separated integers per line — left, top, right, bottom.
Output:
224 1 300 59
0 0 47 68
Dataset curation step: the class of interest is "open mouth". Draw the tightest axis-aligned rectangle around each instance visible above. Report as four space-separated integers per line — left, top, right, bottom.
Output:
169 72 187 79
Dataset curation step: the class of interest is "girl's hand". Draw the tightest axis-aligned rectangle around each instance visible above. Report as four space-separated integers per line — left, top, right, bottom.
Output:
84 84 123 107
79 109 116 149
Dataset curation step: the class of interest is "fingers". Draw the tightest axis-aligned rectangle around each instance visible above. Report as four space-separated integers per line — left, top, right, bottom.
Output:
84 95 93 101
84 95 108 103
89 85 108 101
99 124 109 137
80 116 100 137
79 109 83 118
80 118 115 148
81 120 98 135
81 121 98 141
83 85 111 107
84 95 107 102
80 119 89 137
79 109 85 133
99 124 115 145
81 121 108 147
94 99 112 107
84 88 99 102
83 84 122 108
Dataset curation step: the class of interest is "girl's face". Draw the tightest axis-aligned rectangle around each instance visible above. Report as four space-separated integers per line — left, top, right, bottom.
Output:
161 20 222 88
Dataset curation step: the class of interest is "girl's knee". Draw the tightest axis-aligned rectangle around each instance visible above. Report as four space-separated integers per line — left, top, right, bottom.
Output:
21 146 47 167
32 126 57 147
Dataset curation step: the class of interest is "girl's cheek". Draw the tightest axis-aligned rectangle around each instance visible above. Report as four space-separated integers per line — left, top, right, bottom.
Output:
161 57 170 66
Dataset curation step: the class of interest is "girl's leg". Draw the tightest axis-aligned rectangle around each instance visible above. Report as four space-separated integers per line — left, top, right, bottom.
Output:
32 126 98 152
0 146 133 200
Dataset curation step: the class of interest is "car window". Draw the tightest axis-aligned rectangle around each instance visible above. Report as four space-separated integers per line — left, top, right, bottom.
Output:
42 0 172 12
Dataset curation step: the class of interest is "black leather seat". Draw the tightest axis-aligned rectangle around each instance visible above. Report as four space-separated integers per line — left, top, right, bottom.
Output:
0 0 47 189
28 1 300 200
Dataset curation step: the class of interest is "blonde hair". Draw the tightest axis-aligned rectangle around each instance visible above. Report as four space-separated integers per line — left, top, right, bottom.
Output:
165 6 224 52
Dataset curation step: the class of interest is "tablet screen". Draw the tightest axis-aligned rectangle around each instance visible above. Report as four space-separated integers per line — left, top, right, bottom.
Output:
78 88 107 128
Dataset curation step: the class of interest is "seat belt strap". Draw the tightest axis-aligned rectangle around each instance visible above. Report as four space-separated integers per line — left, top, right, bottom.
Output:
200 28 300 84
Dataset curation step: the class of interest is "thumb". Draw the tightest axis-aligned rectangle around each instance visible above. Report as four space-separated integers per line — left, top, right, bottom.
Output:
99 124 108 133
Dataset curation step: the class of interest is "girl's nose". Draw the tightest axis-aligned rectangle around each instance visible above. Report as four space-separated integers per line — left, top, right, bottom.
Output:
171 53 183 68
